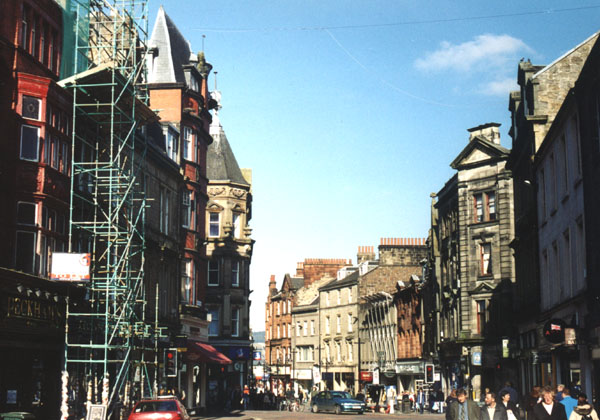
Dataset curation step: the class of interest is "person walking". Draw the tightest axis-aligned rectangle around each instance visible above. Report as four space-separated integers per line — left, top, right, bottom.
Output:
417 387 426 414
500 390 519 420
569 393 599 420
560 388 578 419
447 388 481 420
531 386 567 420
481 391 509 420
499 382 519 405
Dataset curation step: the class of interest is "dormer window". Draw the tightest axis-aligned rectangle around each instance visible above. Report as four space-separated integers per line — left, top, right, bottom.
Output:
190 75 199 92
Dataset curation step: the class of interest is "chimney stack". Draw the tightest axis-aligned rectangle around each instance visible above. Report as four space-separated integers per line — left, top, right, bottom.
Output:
467 122 501 145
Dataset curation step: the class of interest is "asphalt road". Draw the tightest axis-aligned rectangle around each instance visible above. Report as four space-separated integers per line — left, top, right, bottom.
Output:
192 409 447 420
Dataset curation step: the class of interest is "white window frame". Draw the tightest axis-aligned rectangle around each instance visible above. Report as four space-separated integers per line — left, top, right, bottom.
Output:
183 126 195 161
310 320 315 336
348 341 353 361
232 260 240 287
182 190 192 228
348 313 353 333
21 95 41 120
232 307 239 337
209 212 220 237
325 316 330 335
166 129 178 161
208 308 220 336
208 259 219 286
303 321 308 336
336 315 341 334
233 213 241 238
20 125 40 161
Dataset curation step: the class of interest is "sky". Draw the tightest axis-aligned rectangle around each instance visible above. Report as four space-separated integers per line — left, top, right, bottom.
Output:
147 1 600 332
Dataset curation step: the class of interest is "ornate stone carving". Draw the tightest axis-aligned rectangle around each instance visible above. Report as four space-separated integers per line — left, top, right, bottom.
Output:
208 187 226 196
231 188 246 198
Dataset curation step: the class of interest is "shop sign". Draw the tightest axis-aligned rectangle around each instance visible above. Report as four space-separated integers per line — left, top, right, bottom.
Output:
312 365 321 383
395 361 423 374
543 318 566 344
50 253 91 282
472 351 482 366
360 371 373 381
373 368 379 385
6 295 64 328
384 370 396 378
296 369 312 380
565 328 577 346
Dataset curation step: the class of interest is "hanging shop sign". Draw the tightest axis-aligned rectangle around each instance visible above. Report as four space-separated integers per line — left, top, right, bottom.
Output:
360 371 373 381
50 253 91 282
543 318 566 344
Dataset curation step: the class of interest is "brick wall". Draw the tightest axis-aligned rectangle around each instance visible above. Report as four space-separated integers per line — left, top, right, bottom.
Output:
302 258 351 287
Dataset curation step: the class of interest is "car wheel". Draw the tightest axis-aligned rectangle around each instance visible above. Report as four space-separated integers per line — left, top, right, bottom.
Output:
335 405 341 415
358 410 364 415
312 404 319 413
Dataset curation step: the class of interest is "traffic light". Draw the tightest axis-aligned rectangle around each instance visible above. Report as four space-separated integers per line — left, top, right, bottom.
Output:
164 348 178 377
425 364 434 383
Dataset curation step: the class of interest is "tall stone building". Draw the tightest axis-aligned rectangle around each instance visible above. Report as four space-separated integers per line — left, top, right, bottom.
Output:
204 89 254 400
428 123 515 398
508 31 600 396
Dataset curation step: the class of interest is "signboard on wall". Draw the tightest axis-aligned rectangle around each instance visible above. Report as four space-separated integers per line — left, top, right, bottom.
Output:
50 253 91 281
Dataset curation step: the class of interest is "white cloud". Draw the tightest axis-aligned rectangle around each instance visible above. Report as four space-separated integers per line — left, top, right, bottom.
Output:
415 34 532 73
482 77 519 96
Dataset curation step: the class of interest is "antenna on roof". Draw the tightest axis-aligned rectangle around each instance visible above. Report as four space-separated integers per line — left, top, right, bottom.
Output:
202 34 206 52
214 71 218 90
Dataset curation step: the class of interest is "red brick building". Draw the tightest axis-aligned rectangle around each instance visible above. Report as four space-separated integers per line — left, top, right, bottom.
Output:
0 0 75 416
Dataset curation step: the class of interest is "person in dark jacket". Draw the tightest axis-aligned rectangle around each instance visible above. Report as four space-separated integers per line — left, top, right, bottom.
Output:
499 390 519 420
532 386 567 420
481 392 508 420
447 388 481 420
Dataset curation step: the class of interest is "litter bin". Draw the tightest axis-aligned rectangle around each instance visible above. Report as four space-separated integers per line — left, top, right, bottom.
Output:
0 413 35 420
402 400 411 413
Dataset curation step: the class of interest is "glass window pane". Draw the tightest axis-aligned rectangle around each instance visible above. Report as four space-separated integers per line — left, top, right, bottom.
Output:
20 125 39 161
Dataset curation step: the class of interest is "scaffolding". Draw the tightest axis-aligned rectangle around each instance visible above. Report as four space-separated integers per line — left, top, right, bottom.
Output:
58 0 158 418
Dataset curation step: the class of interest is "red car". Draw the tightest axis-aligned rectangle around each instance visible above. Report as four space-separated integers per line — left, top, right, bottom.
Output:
127 397 191 420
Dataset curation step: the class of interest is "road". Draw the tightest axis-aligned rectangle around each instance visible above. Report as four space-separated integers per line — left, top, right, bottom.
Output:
192 409 447 420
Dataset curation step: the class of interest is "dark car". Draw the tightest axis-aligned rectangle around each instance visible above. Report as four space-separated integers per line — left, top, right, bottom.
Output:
127 396 190 420
311 390 366 414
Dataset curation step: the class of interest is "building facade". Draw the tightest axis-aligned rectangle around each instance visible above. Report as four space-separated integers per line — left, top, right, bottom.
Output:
507 32 600 396
429 123 515 399
205 90 254 403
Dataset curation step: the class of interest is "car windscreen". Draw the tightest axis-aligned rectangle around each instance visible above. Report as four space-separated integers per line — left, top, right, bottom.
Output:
134 401 178 412
332 392 352 399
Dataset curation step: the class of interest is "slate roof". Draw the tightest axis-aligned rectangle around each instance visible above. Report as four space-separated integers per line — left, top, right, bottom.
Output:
148 6 193 84
208 114 249 185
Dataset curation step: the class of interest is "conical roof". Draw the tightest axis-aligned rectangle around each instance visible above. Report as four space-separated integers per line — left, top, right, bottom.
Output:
208 110 249 185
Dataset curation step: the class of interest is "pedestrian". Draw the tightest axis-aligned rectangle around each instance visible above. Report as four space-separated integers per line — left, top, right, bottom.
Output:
242 385 250 410
531 386 567 420
525 386 542 420
570 393 599 420
417 387 426 414
447 388 481 420
560 388 578 419
499 390 519 420
387 385 397 414
481 391 508 420
499 382 520 405
446 389 458 419
556 385 565 402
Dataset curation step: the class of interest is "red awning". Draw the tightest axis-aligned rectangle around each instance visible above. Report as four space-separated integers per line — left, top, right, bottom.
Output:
185 342 232 365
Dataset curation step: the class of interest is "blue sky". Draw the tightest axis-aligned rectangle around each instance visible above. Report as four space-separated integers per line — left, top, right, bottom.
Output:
148 1 600 331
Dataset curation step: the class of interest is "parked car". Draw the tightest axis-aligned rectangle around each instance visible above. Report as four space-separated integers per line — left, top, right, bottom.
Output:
311 390 366 414
127 396 190 420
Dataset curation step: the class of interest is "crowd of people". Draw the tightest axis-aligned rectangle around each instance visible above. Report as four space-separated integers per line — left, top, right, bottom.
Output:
444 383 599 420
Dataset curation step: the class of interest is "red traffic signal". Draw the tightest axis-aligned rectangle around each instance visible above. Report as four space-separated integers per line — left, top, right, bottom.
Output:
164 349 177 377
425 364 435 383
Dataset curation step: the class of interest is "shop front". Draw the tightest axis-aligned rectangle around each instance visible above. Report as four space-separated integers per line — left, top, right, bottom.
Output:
396 360 424 392
0 270 78 419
